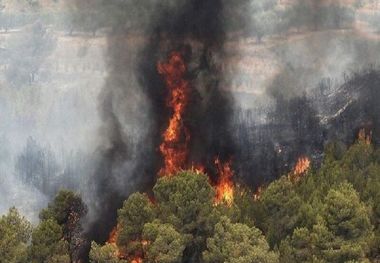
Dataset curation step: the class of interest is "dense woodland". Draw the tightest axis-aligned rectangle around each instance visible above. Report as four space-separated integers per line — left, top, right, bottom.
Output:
1 135 380 262
1 1 380 263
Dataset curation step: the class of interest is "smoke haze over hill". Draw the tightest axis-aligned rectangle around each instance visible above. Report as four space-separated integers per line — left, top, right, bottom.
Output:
0 1 380 252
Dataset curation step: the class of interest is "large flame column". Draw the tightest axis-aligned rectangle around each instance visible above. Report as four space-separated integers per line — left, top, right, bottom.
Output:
157 52 191 176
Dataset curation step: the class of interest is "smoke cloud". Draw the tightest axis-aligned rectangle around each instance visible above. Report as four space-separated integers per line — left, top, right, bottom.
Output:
81 0 238 244
66 1 380 247
1 3 380 261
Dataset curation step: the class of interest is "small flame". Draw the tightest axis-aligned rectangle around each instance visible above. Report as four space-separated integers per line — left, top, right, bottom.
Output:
128 240 149 263
107 225 127 259
358 128 372 145
293 157 310 175
107 226 149 260
158 51 191 176
131 257 143 263
191 163 205 175
214 158 234 206
108 226 118 245
289 156 310 182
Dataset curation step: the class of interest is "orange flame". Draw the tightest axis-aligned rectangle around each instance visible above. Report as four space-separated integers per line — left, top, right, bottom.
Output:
289 156 310 182
293 157 310 175
107 225 128 259
191 163 205 175
131 257 143 263
108 226 118 245
214 158 234 206
157 52 191 176
106 51 239 262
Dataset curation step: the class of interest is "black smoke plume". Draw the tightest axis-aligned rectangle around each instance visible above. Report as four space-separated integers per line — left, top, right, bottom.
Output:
82 0 236 251
72 1 380 260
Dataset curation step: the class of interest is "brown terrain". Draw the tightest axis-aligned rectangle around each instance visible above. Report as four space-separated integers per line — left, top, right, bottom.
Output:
0 0 379 97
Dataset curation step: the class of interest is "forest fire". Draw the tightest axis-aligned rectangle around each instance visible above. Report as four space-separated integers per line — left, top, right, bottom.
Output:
108 226 118 245
157 51 236 204
106 51 238 260
214 158 235 206
107 227 148 261
5 0 380 262
289 156 311 182
293 157 311 175
107 225 127 259
157 51 191 176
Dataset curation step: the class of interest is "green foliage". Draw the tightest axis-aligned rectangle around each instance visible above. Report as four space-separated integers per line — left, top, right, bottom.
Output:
203 216 279 263
153 171 216 260
3 137 380 262
269 138 380 262
280 180 374 262
143 221 186 263
222 185 256 227
154 171 215 235
89 139 380 262
38 190 87 262
40 189 86 224
117 192 155 246
323 182 372 241
28 219 70 263
259 176 305 246
89 242 127 263
0 207 32 263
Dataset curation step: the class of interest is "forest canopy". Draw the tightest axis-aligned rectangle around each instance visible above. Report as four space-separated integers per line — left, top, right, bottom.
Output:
1 135 380 262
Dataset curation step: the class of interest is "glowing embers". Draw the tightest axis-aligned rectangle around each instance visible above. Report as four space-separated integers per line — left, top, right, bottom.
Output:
107 227 149 261
157 52 191 177
107 225 126 259
289 156 311 182
108 226 118 245
214 158 235 206
131 258 143 263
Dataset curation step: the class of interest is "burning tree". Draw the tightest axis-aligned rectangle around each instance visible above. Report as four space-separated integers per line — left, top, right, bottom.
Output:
90 170 277 262
113 193 155 260
156 51 236 207
288 156 311 183
214 158 234 206
157 51 191 176
1 136 380 262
